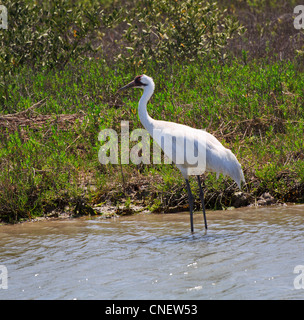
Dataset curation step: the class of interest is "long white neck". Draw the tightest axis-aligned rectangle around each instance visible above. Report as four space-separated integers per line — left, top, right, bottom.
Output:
138 83 155 135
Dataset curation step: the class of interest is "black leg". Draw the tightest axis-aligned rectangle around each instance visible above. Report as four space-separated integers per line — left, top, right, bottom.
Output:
197 175 208 230
185 179 194 233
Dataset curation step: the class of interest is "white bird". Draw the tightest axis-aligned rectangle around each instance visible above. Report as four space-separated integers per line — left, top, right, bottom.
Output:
119 74 245 232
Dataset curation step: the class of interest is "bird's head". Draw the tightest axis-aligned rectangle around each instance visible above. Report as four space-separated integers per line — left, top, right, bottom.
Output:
118 74 154 92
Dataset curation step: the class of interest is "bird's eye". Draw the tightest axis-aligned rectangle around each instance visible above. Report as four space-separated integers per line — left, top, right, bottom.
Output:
135 76 142 85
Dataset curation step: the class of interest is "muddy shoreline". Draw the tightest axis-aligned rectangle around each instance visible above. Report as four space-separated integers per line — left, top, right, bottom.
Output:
0 191 294 226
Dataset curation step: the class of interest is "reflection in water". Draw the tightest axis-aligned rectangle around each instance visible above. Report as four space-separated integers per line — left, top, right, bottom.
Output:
0 205 304 299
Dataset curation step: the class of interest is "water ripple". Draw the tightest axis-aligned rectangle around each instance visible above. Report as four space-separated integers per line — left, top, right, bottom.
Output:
0 205 304 299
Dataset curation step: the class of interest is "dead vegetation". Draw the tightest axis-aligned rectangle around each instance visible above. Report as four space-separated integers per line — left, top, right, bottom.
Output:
0 99 85 135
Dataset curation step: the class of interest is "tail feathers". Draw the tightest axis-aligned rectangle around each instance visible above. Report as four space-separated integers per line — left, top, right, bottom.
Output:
213 149 245 189
233 166 245 189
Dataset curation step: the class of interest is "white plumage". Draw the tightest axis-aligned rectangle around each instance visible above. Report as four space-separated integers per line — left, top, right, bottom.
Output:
119 74 245 232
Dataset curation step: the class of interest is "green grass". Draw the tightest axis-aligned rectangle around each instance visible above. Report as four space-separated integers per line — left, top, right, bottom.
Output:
1 56 304 222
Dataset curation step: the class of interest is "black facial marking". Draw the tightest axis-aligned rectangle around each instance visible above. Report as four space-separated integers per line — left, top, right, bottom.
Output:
134 75 147 86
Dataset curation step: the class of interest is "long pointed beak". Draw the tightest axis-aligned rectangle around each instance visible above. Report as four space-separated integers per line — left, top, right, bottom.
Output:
118 80 136 92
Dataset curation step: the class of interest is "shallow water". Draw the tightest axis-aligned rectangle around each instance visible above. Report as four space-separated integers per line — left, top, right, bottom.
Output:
1 205 304 300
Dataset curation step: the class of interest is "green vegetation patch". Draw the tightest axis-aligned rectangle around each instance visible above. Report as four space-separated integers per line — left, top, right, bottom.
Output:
1 0 304 222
